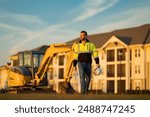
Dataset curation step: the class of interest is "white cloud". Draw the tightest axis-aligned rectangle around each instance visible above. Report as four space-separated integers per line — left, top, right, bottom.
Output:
89 6 150 34
73 0 119 22
1 0 119 59
0 12 47 25
0 11 56 55
0 22 31 34
9 22 69 54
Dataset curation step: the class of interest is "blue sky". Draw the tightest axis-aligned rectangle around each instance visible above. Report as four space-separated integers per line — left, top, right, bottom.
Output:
0 0 150 66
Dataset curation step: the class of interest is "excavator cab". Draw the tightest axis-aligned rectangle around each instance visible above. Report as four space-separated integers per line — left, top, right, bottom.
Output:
18 50 48 86
8 48 48 88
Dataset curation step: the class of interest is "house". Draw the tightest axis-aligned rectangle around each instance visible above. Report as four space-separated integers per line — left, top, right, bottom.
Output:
68 24 150 93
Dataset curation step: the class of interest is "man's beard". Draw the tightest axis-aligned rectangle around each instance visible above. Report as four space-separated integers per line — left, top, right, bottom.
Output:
81 38 86 41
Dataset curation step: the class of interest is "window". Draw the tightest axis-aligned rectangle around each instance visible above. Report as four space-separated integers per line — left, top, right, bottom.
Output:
19 53 23 66
135 65 137 74
107 50 114 62
107 65 114 77
135 48 140 57
130 63 132 77
138 65 140 74
135 65 140 74
135 80 141 90
48 68 53 79
59 68 64 79
117 49 125 61
24 53 31 66
39 54 43 64
107 80 114 93
117 64 125 77
33 54 39 68
135 49 137 57
130 50 132 61
117 80 126 94
138 48 140 57
12 60 18 66
59 55 65 66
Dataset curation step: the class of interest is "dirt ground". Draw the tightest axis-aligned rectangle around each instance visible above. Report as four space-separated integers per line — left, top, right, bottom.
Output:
0 93 150 100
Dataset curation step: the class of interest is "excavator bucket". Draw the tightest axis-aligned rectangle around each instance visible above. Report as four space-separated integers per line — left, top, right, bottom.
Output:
60 81 76 94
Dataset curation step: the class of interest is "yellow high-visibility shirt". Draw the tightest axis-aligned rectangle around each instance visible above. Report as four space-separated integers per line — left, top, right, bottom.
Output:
73 40 99 66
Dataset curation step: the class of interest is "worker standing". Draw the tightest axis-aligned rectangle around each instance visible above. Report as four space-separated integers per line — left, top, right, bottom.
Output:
73 31 100 94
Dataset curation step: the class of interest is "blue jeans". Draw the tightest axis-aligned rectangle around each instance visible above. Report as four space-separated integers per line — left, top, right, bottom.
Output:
78 62 91 93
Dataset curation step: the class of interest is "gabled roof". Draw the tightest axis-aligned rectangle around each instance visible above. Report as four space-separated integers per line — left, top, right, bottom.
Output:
68 24 150 48
101 36 129 50
115 36 132 45
19 45 49 53
32 45 49 52
9 45 49 58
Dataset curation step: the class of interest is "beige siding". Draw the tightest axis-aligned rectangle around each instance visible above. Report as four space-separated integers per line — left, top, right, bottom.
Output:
145 46 150 90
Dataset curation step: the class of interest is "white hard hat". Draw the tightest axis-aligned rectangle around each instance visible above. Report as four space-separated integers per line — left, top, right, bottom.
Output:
94 67 102 76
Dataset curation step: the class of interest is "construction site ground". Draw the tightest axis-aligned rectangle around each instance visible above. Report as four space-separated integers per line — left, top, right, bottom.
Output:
0 93 150 100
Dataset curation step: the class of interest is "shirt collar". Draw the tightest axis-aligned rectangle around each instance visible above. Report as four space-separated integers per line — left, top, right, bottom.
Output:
79 39 90 43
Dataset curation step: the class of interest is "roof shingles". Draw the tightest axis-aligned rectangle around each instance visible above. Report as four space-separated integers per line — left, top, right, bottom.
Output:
68 24 150 48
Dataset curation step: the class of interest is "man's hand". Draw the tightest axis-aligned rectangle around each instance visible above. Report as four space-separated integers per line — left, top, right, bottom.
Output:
96 64 100 68
74 67 77 71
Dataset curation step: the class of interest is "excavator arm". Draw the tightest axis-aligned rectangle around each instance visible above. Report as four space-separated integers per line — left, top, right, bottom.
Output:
32 42 76 88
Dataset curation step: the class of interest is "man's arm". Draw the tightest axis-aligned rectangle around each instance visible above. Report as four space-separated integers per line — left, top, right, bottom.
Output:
91 43 100 66
73 43 78 70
